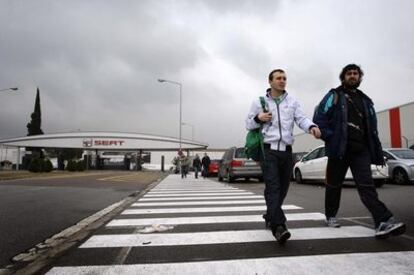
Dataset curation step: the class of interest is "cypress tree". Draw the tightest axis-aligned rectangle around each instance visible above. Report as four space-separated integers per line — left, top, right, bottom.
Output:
27 87 44 136
25 87 44 160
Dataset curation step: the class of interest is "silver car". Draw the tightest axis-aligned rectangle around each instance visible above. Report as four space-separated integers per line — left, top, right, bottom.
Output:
218 147 262 183
382 148 414 184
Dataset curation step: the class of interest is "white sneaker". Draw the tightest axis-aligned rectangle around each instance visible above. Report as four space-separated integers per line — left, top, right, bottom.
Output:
326 217 341 228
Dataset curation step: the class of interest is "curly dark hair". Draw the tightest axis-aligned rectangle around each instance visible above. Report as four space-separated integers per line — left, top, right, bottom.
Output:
339 64 364 81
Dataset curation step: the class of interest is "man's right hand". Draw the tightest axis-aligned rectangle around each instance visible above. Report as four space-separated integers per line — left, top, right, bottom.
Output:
258 112 272 122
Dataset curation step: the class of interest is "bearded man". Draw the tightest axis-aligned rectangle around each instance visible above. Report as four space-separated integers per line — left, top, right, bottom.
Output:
313 64 405 239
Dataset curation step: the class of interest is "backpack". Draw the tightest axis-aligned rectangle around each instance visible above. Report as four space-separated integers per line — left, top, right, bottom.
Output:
245 96 267 161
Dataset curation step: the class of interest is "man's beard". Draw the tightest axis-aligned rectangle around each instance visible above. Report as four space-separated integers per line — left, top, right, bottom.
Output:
343 79 361 89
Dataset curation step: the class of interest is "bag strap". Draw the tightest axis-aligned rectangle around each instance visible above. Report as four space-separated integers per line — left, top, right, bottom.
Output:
258 96 266 160
259 96 266 112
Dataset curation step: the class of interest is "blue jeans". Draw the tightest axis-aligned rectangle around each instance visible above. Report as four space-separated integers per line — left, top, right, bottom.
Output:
261 146 293 228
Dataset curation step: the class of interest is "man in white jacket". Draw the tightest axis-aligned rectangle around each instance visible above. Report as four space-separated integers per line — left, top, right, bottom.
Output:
246 69 320 244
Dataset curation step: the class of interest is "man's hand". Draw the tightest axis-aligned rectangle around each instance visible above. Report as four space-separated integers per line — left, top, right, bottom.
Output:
258 112 272 122
310 126 321 138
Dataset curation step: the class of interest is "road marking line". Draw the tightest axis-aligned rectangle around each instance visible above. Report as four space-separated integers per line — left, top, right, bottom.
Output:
80 226 373 248
132 200 266 207
147 188 241 194
106 212 326 227
122 205 301 214
343 217 414 241
151 188 239 191
340 216 371 220
143 192 254 197
46 251 414 275
139 195 263 201
152 187 240 190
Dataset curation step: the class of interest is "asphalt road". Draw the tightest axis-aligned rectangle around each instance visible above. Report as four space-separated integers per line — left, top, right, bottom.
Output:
0 171 164 269
229 179 414 236
41 175 414 274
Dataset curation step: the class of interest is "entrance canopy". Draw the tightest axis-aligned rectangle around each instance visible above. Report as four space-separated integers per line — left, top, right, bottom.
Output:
0 131 208 151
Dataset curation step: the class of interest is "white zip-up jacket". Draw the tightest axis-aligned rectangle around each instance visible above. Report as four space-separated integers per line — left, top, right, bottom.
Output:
245 91 315 151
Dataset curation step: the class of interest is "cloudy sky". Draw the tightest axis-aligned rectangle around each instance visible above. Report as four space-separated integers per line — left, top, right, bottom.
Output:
1 0 413 148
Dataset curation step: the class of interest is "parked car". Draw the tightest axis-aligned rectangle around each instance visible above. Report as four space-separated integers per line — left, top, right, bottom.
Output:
293 152 308 165
218 147 262 183
382 148 414 184
293 145 388 187
291 152 308 180
208 159 220 176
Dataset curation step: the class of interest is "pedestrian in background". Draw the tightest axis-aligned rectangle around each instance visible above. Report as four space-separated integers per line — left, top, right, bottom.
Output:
313 64 405 239
179 151 189 179
193 154 202 179
201 153 211 178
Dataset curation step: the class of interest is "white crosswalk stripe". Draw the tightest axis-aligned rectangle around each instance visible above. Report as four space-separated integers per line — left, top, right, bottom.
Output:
106 213 326 227
143 192 254 197
122 205 301 214
45 174 414 274
132 199 266 206
139 195 263 201
147 190 245 194
47 251 414 275
80 226 374 248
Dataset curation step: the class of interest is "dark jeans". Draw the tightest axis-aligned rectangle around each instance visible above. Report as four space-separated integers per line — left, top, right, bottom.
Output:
181 165 188 178
261 145 293 228
202 166 209 178
325 149 392 227
194 166 200 178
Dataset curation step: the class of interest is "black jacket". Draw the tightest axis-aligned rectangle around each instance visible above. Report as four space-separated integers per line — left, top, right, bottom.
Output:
201 156 211 167
313 86 384 165
193 157 201 169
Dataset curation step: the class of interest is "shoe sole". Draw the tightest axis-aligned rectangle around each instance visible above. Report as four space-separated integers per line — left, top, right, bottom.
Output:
326 224 341 228
326 219 341 228
277 231 291 244
391 223 406 236
375 223 406 239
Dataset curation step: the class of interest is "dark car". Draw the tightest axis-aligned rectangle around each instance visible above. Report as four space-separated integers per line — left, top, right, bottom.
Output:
218 147 262 183
208 159 220 176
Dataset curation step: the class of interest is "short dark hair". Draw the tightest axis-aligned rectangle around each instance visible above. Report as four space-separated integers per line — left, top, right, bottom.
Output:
268 69 285 81
339 64 364 81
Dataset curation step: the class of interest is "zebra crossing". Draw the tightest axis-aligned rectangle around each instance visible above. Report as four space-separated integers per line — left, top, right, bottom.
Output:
46 174 414 274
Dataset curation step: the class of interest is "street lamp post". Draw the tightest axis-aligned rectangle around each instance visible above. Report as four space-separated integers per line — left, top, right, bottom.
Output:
157 79 182 152
0 87 18 92
182 122 194 140
0 87 19 170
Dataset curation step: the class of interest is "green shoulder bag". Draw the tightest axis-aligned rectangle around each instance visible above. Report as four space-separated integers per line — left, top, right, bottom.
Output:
245 96 267 161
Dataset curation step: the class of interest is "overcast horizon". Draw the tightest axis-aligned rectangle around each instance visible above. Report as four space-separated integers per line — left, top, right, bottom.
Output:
1 0 414 148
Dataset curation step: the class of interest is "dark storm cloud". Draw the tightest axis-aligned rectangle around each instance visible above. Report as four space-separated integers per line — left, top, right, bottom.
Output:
1 0 414 148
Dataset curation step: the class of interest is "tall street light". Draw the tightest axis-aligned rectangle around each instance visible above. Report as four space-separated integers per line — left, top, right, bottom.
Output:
1 87 19 170
182 122 194 141
158 79 182 152
0 87 18 92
